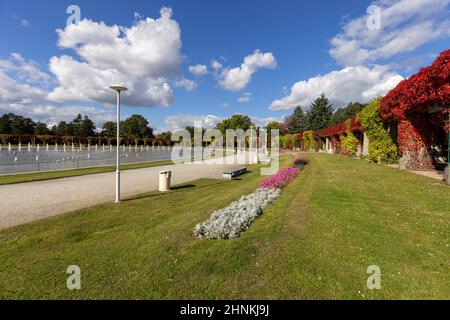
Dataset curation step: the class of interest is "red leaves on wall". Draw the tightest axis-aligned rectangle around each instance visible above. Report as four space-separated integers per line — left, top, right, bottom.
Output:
380 49 450 120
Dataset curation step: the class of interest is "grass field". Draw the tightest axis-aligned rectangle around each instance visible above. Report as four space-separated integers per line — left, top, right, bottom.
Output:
0 159 173 186
0 153 448 299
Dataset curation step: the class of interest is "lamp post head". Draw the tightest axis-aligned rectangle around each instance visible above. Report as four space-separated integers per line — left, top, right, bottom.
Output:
109 85 128 92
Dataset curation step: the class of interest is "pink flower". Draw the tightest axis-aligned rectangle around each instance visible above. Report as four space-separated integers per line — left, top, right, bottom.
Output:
259 167 300 189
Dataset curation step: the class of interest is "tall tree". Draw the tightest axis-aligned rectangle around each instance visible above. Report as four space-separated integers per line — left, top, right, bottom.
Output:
331 101 366 125
52 121 71 136
120 114 153 138
34 122 51 135
69 114 83 136
0 113 12 134
285 106 307 133
11 115 35 135
80 115 96 137
102 121 117 137
308 93 334 130
216 115 254 134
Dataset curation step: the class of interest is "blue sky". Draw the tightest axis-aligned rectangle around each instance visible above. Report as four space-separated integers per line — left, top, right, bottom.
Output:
0 0 449 132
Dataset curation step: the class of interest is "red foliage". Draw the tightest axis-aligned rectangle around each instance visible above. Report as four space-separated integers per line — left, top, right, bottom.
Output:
380 49 450 120
398 118 433 169
322 122 346 137
349 116 363 132
379 49 450 169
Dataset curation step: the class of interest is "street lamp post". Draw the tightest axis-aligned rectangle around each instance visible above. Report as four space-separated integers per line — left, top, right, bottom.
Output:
110 85 128 202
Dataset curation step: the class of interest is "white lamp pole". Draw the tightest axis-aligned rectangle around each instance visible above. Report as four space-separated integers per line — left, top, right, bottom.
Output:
110 85 128 203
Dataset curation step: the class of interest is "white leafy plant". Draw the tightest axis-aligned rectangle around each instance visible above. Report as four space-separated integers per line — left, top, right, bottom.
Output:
194 188 281 240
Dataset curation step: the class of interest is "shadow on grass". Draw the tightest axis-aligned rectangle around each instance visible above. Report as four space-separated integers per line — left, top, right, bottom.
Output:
124 179 232 202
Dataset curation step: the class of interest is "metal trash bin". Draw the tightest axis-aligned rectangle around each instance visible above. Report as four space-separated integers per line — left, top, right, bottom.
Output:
159 170 172 192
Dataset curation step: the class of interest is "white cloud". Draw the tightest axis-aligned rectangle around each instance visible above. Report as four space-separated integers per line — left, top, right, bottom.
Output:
330 0 450 66
219 50 277 92
188 64 208 76
250 116 281 128
20 19 30 27
49 7 182 107
211 60 222 70
270 65 403 110
0 53 52 85
237 92 252 103
175 77 197 91
222 102 231 109
164 114 222 131
0 55 114 126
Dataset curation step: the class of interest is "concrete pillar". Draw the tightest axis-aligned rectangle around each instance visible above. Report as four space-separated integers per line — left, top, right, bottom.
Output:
362 132 369 156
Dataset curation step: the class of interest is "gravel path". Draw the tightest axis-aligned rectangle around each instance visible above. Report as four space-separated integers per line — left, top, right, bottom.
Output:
0 160 238 229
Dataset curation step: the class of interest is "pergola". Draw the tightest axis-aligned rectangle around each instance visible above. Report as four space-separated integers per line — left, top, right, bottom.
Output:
380 50 450 170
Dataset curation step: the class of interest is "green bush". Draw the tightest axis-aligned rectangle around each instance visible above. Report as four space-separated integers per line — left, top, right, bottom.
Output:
340 131 358 156
303 131 316 151
360 98 398 163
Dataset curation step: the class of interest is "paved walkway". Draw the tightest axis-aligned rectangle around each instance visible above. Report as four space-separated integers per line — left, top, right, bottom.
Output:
0 160 238 229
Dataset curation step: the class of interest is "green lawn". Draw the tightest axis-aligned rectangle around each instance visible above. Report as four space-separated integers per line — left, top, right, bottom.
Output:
0 154 448 299
0 159 173 186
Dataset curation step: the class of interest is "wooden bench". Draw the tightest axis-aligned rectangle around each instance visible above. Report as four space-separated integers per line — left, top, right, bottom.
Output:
222 167 247 180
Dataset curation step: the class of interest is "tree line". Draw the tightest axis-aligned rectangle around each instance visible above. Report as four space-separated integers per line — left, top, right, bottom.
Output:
267 93 366 135
0 113 154 138
0 93 364 144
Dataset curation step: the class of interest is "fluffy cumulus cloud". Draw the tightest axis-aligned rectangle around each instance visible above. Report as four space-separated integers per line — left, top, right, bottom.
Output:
0 7 194 127
270 65 403 110
188 64 208 76
175 77 197 91
330 0 450 66
237 92 252 103
163 114 222 132
219 50 276 92
0 53 53 86
211 60 222 70
48 7 182 107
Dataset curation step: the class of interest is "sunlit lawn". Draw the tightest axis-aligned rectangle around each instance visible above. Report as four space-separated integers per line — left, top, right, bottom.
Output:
0 154 448 299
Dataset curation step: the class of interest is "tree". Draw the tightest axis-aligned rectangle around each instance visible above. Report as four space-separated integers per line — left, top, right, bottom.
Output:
0 113 12 134
265 121 286 136
52 121 71 136
331 102 366 125
102 121 117 137
11 115 35 135
308 93 334 130
69 114 83 136
34 122 51 135
80 115 96 137
285 106 307 133
331 108 347 125
154 131 172 146
216 115 254 134
120 114 153 138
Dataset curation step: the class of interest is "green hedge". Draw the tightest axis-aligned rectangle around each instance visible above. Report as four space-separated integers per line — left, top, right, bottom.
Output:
360 98 398 163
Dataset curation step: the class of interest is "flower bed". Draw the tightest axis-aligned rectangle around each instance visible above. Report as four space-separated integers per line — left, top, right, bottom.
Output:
259 167 300 189
194 188 281 239
194 165 302 240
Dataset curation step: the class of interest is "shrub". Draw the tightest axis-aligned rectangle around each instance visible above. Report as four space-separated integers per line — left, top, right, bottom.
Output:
340 131 358 156
194 188 281 239
259 167 300 189
293 154 309 166
360 98 398 163
303 131 316 151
